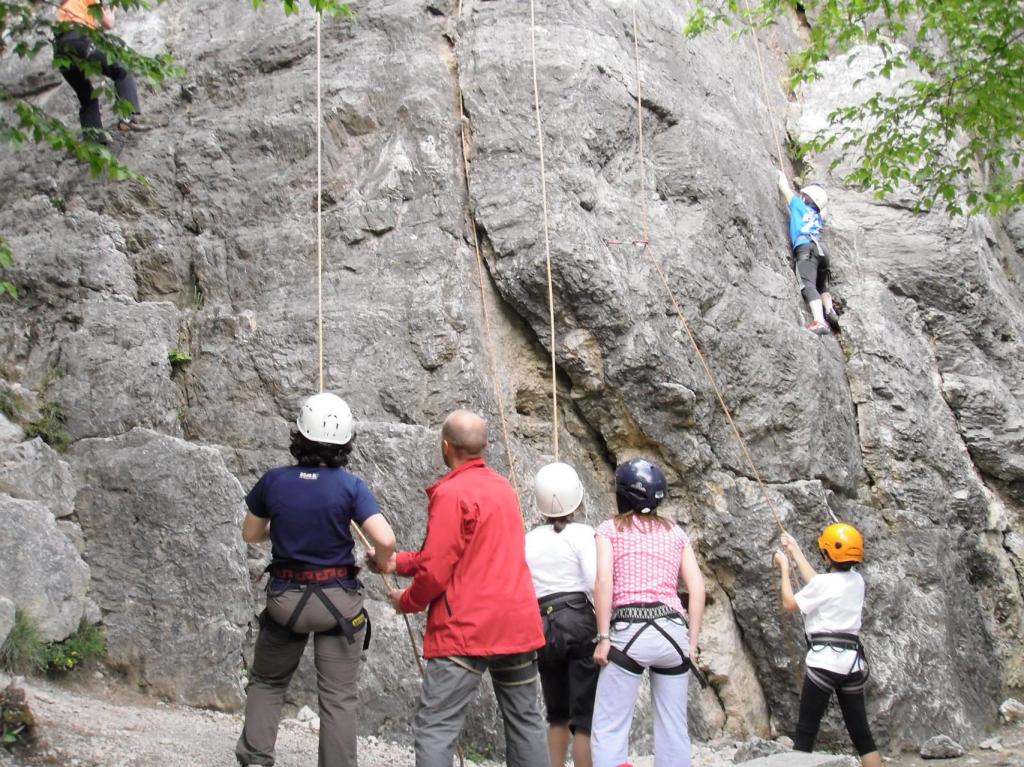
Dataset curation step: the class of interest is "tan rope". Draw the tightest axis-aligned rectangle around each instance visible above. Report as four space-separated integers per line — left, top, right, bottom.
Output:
316 12 325 393
456 93 522 501
741 0 786 169
349 522 425 675
631 8 650 243
529 0 560 460
628 7 786 535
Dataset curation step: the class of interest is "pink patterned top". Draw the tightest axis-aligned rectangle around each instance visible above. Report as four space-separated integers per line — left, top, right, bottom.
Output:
596 517 688 615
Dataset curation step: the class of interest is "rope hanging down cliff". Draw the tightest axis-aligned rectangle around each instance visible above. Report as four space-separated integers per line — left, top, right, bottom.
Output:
308 14 449 737
627 6 787 536
529 0 561 461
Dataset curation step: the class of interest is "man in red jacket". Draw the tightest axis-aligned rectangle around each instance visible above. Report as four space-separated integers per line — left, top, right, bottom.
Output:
375 409 547 767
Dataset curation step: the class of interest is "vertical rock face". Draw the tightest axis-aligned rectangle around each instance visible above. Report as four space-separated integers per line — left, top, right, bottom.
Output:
0 0 1021 754
70 429 252 710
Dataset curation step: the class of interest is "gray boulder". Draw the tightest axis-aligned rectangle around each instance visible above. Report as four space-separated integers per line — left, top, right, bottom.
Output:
733 737 791 763
920 734 967 759
0 597 15 648
0 438 76 518
71 428 252 710
0 414 23 445
0 494 90 642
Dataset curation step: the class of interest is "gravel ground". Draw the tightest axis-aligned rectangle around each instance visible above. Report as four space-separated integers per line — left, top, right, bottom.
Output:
3 675 1022 767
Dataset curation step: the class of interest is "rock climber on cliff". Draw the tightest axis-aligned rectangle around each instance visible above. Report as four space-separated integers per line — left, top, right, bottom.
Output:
773 524 881 767
53 0 156 143
778 171 841 336
235 392 397 767
370 409 549 767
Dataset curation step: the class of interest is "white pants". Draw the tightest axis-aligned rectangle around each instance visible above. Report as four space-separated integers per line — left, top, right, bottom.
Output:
591 616 691 767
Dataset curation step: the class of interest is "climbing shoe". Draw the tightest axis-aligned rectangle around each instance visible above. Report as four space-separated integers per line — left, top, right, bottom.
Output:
825 310 842 333
806 320 830 336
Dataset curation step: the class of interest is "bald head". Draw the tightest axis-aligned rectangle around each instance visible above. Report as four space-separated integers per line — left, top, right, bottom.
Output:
441 410 488 462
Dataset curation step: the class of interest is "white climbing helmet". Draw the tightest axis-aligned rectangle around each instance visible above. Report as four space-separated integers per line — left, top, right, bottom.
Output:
296 392 354 445
800 184 829 214
534 461 584 518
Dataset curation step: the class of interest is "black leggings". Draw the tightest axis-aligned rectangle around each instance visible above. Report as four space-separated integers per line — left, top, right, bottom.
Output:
793 668 877 756
54 30 140 130
794 242 830 304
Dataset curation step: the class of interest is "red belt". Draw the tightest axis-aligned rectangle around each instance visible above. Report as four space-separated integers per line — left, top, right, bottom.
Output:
271 566 355 583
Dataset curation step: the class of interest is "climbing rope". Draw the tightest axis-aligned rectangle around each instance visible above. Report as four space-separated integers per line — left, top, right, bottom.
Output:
628 6 787 536
316 11 325 393
309 14 443 736
529 0 560 460
740 0 787 170
456 90 523 501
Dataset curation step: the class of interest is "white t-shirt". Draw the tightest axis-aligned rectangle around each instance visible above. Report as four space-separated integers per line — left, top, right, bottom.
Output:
525 522 597 600
794 570 866 675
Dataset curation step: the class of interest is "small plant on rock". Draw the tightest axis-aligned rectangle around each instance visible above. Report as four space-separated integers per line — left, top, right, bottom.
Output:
168 349 192 369
0 683 34 748
42 622 106 674
0 610 45 675
23 401 70 453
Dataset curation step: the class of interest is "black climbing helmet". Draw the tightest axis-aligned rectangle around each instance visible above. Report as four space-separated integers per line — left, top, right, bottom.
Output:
615 459 667 514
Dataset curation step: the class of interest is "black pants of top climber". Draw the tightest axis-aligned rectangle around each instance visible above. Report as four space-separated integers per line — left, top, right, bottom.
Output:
794 242 831 304
794 668 876 756
537 593 599 734
54 29 140 131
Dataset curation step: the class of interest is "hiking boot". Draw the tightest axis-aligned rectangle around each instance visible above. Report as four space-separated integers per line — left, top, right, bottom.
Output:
806 320 830 336
116 113 158 132
825 310 842 333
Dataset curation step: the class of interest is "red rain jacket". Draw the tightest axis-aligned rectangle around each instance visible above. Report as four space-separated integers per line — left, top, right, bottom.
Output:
396 458 544 658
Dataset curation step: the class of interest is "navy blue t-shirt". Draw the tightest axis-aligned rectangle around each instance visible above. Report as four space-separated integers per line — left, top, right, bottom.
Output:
245 465 381 568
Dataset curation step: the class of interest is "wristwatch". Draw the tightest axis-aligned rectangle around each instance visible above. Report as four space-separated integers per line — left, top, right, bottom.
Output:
595 633 611 642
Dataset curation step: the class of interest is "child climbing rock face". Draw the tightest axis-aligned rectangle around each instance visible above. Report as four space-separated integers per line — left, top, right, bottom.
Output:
773 524 882 767
777 171 841 336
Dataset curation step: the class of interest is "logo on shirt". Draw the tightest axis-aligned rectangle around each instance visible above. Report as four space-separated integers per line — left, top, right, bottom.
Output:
299 471 319 481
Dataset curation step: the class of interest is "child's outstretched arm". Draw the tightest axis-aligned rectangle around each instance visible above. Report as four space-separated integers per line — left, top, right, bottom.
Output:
773 551 800 612
778 170 794 204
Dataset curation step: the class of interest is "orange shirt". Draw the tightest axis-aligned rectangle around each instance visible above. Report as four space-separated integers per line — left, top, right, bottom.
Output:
57 0 100 29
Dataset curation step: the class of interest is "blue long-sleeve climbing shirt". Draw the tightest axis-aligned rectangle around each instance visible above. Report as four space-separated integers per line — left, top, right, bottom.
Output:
789 195 823 249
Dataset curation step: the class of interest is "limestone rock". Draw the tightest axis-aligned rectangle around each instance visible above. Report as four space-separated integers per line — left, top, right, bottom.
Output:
71 428 252 710
0 494 90 642
0 414 23 445
733 737 790 762
0 597 15 648
0 438 76 518
920 734 967 759
0 0 1020 753
1000 698 1024 724
56 297 179 441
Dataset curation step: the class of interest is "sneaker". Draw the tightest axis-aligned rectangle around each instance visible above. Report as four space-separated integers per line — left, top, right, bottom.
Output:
117 114 157 132
806 320 830 336
825 310 842 333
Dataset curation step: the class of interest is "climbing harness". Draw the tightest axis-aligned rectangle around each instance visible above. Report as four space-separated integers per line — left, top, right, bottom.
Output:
805 631 869 692
261 562 372 649
607 603 708 689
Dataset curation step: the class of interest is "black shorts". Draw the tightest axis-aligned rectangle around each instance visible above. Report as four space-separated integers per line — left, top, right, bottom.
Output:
537 598 599 734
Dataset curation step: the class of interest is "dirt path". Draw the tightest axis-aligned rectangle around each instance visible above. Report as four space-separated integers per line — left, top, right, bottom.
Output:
3 674 1023 767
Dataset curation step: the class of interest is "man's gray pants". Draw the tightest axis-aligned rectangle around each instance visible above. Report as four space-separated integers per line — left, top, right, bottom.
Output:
414 652 548 767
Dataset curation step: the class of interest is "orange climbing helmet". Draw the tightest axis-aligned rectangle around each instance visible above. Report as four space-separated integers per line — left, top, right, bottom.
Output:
818 523 864 564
